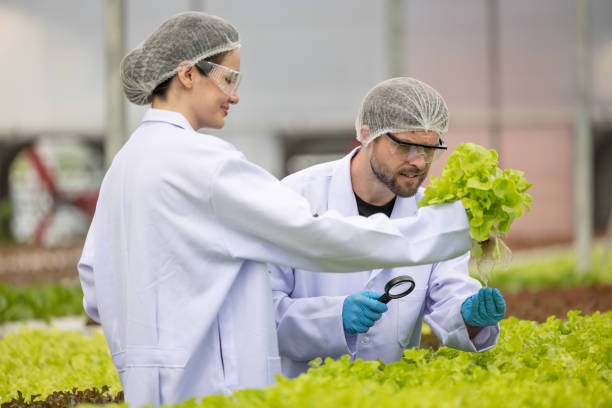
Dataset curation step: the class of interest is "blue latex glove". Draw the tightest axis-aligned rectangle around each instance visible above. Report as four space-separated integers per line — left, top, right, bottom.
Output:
461 287 506 327
342 291 388 334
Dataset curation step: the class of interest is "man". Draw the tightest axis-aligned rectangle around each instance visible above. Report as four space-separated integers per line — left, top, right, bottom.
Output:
270 77 506 378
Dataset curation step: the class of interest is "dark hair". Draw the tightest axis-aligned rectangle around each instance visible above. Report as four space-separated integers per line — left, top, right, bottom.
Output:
150 50 230 100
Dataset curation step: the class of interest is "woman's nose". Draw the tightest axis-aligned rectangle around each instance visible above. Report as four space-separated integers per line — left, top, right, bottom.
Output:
229 91 239 104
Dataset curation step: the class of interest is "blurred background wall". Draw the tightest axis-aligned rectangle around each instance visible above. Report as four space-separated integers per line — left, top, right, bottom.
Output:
0 0 610 249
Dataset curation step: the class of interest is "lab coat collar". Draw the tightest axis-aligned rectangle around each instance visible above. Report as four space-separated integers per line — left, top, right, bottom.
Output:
389 189 419 219
141 108 195 131
328 147 360 216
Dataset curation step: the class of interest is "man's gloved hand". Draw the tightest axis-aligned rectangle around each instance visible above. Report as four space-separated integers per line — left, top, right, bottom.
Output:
342 291 388 334
461 287 506 327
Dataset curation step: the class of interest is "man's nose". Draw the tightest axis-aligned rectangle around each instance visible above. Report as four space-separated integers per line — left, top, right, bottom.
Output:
408 153 427 169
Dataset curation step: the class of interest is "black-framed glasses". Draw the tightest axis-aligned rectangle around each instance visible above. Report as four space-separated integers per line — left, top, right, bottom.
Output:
385 132 447 163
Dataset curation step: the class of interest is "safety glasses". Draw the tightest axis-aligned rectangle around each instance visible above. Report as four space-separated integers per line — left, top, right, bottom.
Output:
195 60 242 97
385 132 447 163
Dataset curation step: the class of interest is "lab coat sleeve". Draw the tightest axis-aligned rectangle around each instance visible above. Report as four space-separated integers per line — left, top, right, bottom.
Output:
270 264 350 361
77 218 100 323
423 252 499 352
210 153 471 273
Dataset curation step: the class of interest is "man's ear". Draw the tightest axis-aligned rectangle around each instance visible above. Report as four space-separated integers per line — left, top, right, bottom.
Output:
176 61 195 89
358 125 371 144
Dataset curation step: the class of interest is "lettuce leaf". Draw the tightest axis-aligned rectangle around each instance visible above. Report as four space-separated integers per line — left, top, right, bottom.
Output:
419 143 532 284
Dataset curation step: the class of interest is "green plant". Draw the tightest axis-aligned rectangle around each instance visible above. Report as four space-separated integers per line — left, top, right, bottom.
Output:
194 311 612 408
0 329 121 404
0 199 14 243
0 284 84 324
419 143 532 284
2 312 610 408
419 143 532 241
1 387 123 408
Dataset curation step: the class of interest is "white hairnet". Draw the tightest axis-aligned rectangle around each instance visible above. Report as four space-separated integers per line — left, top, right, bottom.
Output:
355 77 449 145
121 12 240 105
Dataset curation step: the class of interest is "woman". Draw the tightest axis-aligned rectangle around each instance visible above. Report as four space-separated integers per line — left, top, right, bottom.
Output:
78 11 471 407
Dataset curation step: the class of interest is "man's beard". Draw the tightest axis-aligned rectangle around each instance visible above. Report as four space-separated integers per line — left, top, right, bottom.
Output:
370 154 426 198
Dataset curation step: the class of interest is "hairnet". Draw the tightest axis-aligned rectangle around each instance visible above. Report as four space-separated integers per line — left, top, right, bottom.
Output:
355 77 449 145
121 11 240 105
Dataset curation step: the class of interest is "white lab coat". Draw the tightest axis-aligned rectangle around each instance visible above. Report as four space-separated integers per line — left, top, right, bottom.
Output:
78 109 471 407
270 148 500 378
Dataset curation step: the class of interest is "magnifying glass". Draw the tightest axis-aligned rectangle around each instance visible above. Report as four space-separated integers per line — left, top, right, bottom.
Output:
377 275 416 304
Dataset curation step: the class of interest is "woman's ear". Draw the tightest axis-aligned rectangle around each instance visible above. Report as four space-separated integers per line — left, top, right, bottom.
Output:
176 61 196 89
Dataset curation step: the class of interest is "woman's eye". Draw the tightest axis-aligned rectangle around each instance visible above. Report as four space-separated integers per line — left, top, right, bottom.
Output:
224 76 233 85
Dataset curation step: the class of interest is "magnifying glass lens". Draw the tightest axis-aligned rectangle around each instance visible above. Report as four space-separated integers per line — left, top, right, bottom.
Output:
378 275 416 304
388 281 412 296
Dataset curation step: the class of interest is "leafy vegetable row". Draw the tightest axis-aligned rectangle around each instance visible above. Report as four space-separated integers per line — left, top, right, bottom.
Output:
2 312 610 408
0 284 84 324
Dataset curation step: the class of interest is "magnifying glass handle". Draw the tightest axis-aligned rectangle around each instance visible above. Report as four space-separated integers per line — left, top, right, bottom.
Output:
378 293 392 304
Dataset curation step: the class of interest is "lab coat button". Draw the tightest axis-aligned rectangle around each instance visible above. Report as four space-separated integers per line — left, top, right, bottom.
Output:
361 336 370 344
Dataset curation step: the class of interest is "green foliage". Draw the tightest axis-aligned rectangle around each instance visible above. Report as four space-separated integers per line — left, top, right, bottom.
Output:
418 143 532 284
0 329 121 404
191 311 611 408
0 284 84 324
1 386 123 408
0 199 14 243
6 314 609 407
418 143 532 242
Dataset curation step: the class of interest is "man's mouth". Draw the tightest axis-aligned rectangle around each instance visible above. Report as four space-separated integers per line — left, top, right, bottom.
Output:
399 171 422 181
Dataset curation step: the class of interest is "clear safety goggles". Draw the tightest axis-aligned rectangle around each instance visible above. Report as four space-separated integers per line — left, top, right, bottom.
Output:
385 132 447 163
194 60 242 97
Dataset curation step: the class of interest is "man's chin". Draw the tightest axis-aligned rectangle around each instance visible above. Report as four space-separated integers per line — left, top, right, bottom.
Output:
392 184 419 198
394 181 422 198
396 189 418 198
